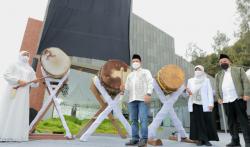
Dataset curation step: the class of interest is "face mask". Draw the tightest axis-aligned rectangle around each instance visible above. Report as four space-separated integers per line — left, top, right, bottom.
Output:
220 63 229 70
195 71 203 77
21 56 29 63
132 62 141 70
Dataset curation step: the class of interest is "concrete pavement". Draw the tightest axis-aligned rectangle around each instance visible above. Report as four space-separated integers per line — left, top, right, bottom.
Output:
0 133 245 147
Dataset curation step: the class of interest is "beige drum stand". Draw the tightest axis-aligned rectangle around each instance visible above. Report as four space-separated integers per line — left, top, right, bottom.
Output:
76 82 128 139
77 60 131 140
79 76 131 142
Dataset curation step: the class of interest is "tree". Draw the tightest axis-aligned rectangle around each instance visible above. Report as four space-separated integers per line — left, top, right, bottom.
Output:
190 1 250 77
212 31 230 53
185 42 206 61
192 31 250 77
236 0 250 36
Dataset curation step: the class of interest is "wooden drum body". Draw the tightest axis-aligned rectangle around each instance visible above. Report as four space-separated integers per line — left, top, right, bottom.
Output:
156 64 185 94
41 47 71 78
99 60 131 97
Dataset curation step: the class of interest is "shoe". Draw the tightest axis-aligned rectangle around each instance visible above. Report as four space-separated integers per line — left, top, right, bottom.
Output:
196 141 204 146
181 137 195 143
226 141 241 147
147 138 163 146
125 140 139 146
204 141 212 146
138 139 147 147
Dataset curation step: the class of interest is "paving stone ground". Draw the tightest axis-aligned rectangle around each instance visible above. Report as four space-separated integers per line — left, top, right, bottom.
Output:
0 133 245 147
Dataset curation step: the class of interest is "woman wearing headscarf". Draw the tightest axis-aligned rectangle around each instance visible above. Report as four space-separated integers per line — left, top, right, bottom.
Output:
0 51 38 141
186 65 219 146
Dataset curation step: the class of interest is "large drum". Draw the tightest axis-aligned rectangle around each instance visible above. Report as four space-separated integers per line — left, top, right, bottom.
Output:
99 60 131 96
156 64 185 94
41 47 71 78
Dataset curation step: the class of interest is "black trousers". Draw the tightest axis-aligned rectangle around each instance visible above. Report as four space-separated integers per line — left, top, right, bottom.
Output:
224 99 250 143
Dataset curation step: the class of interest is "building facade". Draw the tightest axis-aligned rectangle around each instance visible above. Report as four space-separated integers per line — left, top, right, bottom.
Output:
22 14 216 129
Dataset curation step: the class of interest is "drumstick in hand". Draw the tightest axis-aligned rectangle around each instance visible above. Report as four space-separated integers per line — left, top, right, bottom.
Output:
121 67 124 85
13 76 50 89
120 67 125 95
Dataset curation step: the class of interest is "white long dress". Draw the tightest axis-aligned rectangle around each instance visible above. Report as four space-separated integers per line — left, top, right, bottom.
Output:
0 60 38 141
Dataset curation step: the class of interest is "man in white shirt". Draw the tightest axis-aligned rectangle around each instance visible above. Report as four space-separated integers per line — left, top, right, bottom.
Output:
121 54 153 147
216 54 250 147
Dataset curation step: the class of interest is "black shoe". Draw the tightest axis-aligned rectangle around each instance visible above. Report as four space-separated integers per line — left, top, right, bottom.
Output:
125 140 139 146
196 141 204 146
204 141 212 146
226 141 241 147
138 139 147 147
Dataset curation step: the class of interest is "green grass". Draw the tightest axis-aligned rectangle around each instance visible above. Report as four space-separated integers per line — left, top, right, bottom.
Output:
36 115 127 135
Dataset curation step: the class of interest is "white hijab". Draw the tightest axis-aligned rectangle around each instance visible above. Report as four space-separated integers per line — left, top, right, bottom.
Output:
18 51 30 67
192 65 206 94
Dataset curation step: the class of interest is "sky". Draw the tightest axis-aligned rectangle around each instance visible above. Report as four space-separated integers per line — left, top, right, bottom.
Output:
0 0 239 74
0 0 49 74
132 0 239 56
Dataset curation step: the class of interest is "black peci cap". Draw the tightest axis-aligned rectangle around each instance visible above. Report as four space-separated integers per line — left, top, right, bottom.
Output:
132 54 141 61
219 54 230 61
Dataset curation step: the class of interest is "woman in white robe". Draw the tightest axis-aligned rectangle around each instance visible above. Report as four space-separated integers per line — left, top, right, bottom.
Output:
186 65 219 146
0 51 38 141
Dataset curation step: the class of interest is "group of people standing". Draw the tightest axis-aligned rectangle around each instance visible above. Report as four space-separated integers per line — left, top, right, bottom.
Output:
122 53 250 147
0 51 249 147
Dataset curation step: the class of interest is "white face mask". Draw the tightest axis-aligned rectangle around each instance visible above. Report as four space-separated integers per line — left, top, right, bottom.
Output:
21 55 29 63
132 62 141 70
194 71 203 77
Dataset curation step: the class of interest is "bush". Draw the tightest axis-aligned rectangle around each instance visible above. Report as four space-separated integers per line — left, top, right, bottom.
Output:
36 115 127 135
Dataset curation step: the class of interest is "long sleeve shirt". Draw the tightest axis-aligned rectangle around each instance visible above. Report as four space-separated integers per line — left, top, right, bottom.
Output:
221 68 238 103
124 68 153 103
215 66 250 101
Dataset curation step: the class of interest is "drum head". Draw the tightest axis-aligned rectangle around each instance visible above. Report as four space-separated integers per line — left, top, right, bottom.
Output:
41 47 71 78
156 64 185 94
99 60 131 96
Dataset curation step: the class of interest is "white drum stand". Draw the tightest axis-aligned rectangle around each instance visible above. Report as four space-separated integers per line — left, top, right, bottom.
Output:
148 79 186 140
29 67 72 139
80 76 131 141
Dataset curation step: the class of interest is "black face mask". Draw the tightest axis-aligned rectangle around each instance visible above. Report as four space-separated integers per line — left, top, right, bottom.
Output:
220 63 229 70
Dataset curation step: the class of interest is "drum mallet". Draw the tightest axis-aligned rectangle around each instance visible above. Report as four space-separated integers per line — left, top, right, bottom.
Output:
13 76 50 89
